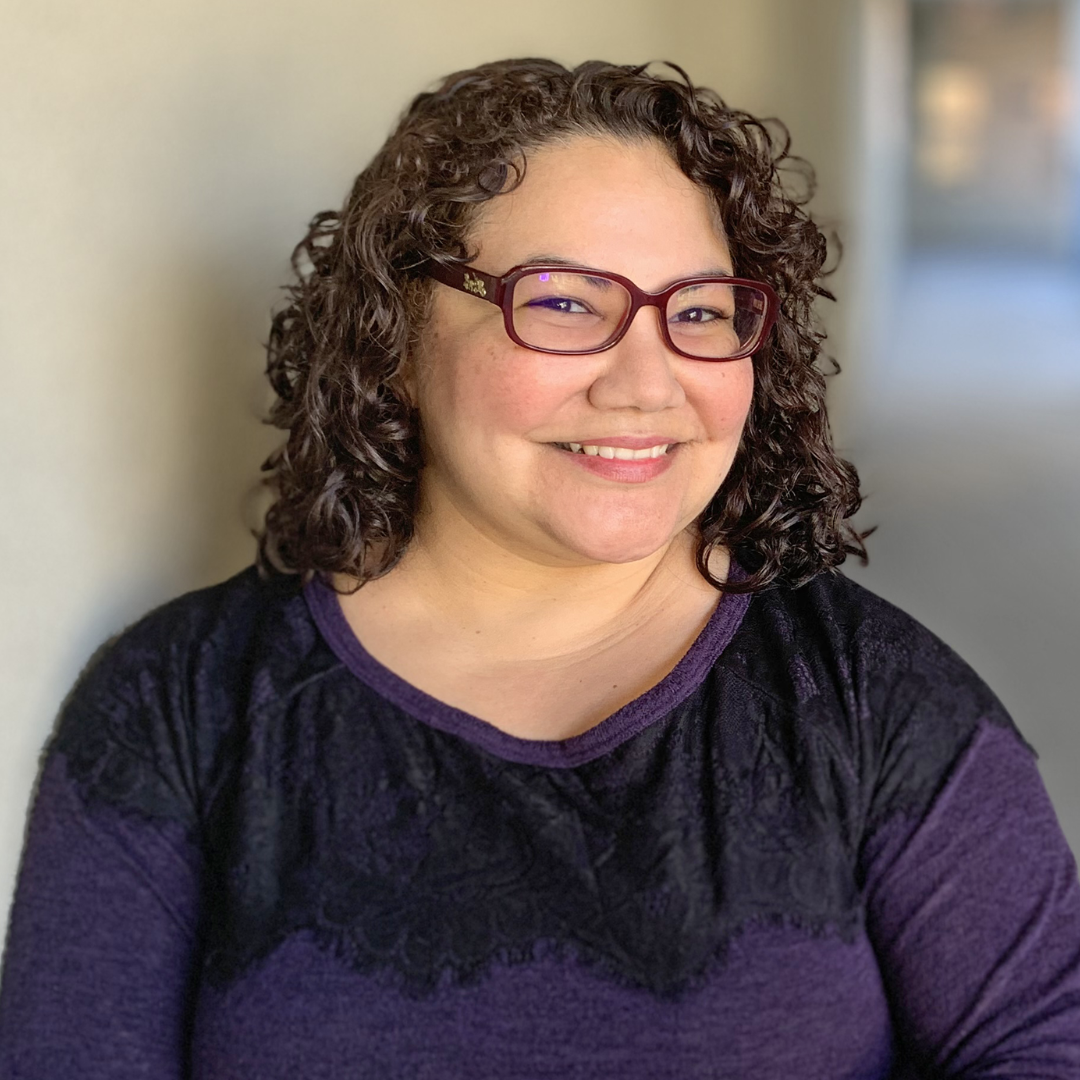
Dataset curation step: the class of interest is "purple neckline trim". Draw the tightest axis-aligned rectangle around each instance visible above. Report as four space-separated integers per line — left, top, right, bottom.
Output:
303 570 751 768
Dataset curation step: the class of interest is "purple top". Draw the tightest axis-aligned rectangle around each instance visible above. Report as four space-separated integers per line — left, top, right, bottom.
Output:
2 566 1079 1079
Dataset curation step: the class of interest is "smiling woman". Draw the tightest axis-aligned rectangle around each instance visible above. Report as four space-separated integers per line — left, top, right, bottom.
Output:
2 58 1079 1080
345 137 761 738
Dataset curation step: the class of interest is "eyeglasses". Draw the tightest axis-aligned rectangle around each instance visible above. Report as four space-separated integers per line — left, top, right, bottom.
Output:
426 261 779 361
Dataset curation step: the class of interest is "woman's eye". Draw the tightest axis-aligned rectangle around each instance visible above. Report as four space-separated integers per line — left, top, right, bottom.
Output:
670 306 730 324
527 296 592 315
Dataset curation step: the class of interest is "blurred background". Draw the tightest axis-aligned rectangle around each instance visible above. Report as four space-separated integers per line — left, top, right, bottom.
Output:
1 0 1078 930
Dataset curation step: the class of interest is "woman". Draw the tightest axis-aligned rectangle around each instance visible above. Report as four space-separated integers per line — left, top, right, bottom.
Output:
1 58 1078 1079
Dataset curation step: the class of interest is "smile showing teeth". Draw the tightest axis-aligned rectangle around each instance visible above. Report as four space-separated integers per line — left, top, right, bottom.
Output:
558 442 671 460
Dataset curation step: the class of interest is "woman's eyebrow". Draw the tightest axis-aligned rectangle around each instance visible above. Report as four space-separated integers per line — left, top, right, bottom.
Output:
521 253 585 267
678 274 735 294
522 254 734 276
525 254 734 274
522 256 613 290
520 255 735 288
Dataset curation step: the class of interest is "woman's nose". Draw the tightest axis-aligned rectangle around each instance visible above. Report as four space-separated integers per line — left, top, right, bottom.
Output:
586 306 687 412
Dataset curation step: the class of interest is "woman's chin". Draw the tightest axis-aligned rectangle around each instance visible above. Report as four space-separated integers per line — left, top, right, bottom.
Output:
543 521 688 568
526 480 708 569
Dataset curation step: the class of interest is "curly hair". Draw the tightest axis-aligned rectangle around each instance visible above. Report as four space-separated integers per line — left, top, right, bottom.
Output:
258 57 867 593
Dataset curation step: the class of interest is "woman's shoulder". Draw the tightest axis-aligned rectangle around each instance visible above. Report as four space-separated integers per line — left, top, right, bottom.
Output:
739 565 956 654
47 567 323 830
719 569 1026 827
100 565 306 652
729 568 1012 724
61 566 313 706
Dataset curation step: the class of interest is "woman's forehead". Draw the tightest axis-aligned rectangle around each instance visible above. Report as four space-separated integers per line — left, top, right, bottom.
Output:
466 136 732 276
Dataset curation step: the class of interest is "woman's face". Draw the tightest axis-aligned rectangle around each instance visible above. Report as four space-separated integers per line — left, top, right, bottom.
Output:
413 136 754 568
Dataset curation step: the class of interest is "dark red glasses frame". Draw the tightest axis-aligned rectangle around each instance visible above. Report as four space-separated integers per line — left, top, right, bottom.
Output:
425 261 780 362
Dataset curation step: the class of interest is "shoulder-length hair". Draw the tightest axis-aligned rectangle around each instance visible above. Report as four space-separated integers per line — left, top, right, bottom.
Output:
258 58 867 593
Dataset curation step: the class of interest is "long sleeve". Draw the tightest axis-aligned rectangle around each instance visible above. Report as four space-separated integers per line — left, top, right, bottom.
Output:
862 721 1080 1077
0 590 215 1080
0 756 203 1078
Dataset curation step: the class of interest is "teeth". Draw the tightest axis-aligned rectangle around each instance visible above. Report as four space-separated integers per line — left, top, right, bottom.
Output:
564 443 671 459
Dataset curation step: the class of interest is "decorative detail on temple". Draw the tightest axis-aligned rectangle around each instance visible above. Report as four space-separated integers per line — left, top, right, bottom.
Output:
463 273 487 297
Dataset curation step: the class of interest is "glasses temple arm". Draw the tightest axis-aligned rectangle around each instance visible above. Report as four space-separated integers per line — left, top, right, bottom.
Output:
425 261 503 306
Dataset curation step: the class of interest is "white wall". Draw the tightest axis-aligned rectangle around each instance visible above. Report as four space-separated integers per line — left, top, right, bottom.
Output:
0 0 856 929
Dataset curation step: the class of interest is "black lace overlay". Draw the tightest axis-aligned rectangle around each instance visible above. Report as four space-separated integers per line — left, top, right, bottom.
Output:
50 567 1020 1000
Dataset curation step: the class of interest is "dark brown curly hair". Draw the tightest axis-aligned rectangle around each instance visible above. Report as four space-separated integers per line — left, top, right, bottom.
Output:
259 57 867 593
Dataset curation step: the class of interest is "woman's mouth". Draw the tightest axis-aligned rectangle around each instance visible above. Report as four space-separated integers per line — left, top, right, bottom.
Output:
552 442 672 460
548 440 679 483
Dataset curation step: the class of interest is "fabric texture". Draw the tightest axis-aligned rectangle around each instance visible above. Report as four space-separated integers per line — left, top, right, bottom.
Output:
2 565 1079 1079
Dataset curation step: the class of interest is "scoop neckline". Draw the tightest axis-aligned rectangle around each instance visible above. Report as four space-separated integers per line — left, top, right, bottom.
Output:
303 570 751 769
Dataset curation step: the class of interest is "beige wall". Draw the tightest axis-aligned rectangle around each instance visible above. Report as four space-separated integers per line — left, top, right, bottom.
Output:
0 0 856 927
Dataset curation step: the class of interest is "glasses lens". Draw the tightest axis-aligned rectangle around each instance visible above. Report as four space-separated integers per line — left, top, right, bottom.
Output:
666 281 770 359
511 271 631 353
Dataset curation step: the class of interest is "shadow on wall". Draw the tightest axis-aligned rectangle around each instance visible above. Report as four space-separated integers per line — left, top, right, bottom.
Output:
183 269 281 586
70 259 282 672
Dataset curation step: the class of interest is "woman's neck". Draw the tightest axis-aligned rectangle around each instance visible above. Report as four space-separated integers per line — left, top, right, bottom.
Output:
339 517 726 665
